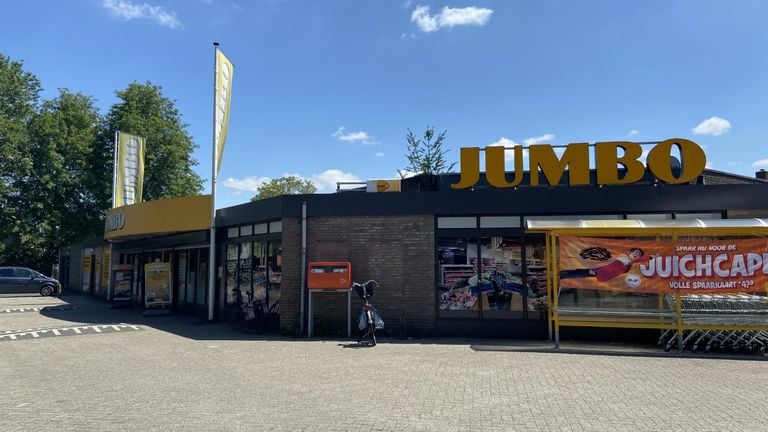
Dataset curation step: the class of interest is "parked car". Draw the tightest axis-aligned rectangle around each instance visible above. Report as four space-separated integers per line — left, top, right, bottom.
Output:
0 266 61 296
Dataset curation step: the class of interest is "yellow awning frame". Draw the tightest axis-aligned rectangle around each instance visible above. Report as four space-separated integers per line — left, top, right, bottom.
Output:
529 218 768 351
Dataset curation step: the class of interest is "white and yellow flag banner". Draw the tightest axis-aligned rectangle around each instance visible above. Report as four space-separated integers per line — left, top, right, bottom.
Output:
214 49 233 176
114 131 145 208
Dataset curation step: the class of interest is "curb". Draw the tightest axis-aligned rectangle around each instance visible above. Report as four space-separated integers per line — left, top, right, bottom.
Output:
470 344 768 361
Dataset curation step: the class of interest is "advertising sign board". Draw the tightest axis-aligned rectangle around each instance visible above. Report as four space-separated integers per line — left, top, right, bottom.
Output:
559 236 768 294
144 262 172 308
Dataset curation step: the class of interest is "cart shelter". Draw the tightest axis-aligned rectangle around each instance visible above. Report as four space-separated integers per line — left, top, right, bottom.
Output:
530 218 768 352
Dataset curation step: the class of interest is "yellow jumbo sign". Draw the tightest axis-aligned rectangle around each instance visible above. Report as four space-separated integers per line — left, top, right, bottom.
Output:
451 138 707 189
104 195 212 240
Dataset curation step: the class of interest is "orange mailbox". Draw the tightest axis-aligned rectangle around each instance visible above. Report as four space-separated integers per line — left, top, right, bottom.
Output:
307 262 352 290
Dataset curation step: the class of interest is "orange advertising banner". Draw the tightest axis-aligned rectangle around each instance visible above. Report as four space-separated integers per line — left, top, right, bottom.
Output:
558 236 768 294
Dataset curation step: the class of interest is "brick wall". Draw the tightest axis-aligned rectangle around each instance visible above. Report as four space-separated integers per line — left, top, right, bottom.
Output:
280 218 302 336
279 215 436 337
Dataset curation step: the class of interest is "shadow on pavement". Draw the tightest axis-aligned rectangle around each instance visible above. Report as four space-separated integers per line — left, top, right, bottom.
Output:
30 291 479 345
25 291 768 360
337 342 375 349
29 291 278 342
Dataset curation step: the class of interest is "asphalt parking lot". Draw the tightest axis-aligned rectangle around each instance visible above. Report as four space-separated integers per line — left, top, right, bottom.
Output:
1 293 767 432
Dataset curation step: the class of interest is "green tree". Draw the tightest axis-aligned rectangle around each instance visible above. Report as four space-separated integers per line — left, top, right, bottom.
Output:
22 90 108 270
251 176 317 201
101 82 203 201
398 126 456 178
0 54 40 265
0 59 209 272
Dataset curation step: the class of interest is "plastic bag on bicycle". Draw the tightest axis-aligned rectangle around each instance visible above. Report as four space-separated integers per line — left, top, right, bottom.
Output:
357 310 367 331
371 305 384 330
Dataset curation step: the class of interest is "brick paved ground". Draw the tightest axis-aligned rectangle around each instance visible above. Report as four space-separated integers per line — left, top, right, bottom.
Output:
1 293 767 432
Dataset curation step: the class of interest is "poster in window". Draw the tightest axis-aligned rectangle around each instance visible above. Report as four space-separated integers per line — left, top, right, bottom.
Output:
226 260 238 303
144 262 172 307
112 264 134 302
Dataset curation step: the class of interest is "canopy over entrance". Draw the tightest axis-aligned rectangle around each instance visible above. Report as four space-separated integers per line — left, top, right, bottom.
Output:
527 218 768 353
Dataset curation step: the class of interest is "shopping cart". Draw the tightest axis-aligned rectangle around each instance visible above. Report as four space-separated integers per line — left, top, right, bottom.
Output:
658 294 768 354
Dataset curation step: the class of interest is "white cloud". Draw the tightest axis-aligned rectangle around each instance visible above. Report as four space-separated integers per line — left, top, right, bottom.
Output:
693 116 731 136
310 169 362 192
375 152 385 157
488 137 528 163
488 137 522 148
332 127 377 145
402 0 413 9
411 5 493 33
223 170 362 194
439 6 493 28
628 130 640 137
397 170 421 179
523 134 555 146
753 159 768 168
411 6 438 32
102 0 181 29
222 176 271 195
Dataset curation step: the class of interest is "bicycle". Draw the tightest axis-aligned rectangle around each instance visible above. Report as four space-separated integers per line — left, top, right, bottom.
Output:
243 291 266 334
352 280 382 346
229 288 263 333
228 288 247 330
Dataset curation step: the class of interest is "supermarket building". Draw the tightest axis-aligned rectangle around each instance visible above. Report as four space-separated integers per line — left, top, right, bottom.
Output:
59 139 768 338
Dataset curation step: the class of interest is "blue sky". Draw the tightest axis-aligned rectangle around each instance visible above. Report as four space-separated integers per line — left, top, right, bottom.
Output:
2 0 768 208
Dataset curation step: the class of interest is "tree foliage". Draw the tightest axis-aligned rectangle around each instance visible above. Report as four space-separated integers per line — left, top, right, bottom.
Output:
101 82 203 201
398 126 456 178
0 55 205 273
24 90 107 269
0 54 41 266
251 176 317 201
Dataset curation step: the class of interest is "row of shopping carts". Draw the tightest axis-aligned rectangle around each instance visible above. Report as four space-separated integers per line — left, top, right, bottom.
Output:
658 294 768 354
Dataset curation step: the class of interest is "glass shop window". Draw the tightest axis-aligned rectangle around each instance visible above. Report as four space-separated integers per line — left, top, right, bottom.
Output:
238 242 252 293
252 241 268 303
524 236 548 321
225 244 238 304
478 237 525 319
437 237 479 318
267 241 282 315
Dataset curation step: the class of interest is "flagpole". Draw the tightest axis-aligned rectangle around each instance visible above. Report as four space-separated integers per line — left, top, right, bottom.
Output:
207 42 220 322
113 131 119 208
109 131 118 303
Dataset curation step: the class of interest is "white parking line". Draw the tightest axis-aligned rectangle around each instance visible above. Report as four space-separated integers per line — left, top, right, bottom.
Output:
0 306 78 314
0 324 143 342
